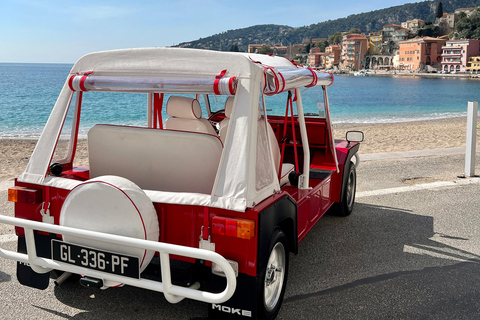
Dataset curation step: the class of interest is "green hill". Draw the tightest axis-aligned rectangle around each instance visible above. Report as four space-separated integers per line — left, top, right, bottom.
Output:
175 0 480 51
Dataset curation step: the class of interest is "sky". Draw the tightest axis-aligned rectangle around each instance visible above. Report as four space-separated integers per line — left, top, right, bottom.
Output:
1 0 413 63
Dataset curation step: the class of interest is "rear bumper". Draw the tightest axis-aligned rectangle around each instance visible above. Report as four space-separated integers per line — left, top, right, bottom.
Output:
0 215 236 304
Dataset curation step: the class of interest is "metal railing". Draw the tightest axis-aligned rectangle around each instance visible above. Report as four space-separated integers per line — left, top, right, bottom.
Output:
0 215 236 304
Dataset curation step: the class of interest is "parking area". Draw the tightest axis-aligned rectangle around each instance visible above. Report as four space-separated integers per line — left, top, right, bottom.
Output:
1 150 480 319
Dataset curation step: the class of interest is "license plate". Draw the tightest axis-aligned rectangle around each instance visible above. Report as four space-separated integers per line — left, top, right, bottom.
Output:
51 240 140 279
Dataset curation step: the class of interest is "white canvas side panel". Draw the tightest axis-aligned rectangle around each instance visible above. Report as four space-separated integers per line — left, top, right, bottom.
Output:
211 78 251 209
211 66 279 210
18 82 73 184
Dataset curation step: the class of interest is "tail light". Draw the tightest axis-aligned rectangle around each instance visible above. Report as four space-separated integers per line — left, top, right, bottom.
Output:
8 186 42 204
211 216 255 240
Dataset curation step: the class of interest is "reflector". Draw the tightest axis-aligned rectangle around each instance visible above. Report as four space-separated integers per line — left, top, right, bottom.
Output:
8 187 42 204
212 216 255 240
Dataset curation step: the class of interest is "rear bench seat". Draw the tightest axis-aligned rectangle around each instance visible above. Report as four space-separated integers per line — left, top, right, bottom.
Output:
88 125 223 194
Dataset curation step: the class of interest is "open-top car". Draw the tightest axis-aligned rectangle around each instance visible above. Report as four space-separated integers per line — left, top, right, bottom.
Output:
0 48 362 319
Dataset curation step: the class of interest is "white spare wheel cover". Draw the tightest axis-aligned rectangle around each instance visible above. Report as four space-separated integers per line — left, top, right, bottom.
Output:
60 175 159 288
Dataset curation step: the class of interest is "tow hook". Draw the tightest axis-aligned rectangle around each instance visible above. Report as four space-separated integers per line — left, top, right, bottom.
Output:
79 276 104 288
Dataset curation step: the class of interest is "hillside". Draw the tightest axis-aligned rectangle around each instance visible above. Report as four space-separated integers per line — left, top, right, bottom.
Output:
175 0 480 51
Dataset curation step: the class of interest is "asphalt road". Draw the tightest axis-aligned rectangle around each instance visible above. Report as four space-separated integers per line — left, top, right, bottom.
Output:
1 150 479 319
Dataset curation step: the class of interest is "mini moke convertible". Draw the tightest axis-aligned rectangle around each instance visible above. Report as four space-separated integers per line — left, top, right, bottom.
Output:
0 48 362 319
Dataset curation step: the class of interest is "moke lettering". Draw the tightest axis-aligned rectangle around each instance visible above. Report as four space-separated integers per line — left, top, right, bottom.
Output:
212 304 252 317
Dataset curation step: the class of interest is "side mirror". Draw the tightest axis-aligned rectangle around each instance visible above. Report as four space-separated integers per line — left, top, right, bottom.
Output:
346 131 364 147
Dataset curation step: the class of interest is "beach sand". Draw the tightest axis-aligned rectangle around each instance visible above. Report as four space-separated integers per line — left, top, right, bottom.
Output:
0 117 478 181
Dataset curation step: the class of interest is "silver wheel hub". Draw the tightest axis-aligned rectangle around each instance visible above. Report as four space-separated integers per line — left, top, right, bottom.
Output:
264 242 285 312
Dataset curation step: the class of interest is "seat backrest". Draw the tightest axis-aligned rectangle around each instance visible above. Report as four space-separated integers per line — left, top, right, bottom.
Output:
267 123 281 173
219 96 234 143
88 125 223 194
164 96 217 135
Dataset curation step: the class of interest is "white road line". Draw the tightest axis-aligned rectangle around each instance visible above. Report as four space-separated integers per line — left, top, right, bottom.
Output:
356 177 480 198
0 234 17 244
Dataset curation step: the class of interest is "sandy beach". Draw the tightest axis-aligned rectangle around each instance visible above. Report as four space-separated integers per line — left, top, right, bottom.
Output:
0 116 478 181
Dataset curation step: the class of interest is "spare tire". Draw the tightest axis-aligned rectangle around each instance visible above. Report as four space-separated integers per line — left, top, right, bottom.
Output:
59 175 159 288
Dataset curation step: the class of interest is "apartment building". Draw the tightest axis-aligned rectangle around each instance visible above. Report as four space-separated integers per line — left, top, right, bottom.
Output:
466 56 480 73
341 34 368 70
441 39 480 73
398 37 446 71
368 33 383 54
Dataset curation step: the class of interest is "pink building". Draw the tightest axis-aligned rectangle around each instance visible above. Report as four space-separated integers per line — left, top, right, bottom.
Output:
441 39 480 73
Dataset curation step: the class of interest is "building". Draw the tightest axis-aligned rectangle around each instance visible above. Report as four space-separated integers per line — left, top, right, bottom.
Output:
455 7 478 17
308 47 322 67
391 27 410 42
441 39 480 73
382 24 402 42
341 34 368 70
436 12 456 30
368 33 383 54
247 44 264 53
466 56 480 73
402 19 426 33
398 37 446 71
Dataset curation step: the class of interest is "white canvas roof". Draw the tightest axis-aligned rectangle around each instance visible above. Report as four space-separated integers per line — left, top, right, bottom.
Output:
19 48 333 212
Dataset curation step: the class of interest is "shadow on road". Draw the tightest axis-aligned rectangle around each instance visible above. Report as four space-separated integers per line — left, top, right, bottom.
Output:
0 270 11 283
281 202 480 319
49 202 480 319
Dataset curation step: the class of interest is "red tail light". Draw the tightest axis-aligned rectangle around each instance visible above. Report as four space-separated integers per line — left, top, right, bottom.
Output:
8 187 42 204
212 216 255 240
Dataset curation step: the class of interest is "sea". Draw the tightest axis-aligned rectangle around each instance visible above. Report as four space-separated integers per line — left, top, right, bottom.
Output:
1 62 480 139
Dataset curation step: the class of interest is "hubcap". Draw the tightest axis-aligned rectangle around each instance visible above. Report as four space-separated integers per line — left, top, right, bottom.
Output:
264 242 285 312
346 169 356 208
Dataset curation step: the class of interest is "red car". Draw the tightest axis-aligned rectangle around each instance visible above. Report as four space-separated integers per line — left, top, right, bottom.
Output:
1 48 363 319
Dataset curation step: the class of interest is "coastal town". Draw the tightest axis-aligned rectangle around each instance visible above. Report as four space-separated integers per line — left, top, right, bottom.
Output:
247 6 480 74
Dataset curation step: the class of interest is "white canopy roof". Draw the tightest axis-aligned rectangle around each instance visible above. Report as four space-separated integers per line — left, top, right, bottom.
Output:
19 48 333 212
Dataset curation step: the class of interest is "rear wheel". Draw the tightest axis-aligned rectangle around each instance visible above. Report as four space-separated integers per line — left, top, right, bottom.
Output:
258 229 289 319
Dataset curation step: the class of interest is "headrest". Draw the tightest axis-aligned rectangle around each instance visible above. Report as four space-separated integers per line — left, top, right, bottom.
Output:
225 96 234 118
166 96 202 119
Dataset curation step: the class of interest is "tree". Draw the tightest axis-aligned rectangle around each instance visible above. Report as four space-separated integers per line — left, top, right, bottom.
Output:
258 45 273 54
315 40 327 52
454 9 480 40
328 32 342 45
230 43 239 52
435 2 443 19
346 28 361 35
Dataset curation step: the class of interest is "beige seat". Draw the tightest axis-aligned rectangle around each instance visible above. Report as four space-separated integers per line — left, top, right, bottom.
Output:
164 96 217 135
88 125 223 194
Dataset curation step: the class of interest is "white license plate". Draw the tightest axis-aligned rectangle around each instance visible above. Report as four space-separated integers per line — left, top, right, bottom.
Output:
51 240 140 279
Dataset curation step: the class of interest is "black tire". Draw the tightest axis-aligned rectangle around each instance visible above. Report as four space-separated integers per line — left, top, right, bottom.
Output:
335 160 357 216
258 229 289 320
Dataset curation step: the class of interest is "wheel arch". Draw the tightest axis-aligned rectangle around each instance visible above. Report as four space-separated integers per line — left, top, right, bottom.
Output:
257 195 298 275
339 143 360 203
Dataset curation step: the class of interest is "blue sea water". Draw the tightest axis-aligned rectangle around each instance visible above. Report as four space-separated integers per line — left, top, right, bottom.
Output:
1 62 480 138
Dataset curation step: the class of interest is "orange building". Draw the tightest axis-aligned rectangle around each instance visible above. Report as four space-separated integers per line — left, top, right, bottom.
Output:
398 37 446 71
341 34 368 70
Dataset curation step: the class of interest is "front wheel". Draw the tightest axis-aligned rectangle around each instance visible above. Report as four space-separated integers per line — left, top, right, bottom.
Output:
334 160 357 216
258 229 289 319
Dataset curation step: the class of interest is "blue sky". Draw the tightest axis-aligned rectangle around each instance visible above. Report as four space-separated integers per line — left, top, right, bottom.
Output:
1 0 412 63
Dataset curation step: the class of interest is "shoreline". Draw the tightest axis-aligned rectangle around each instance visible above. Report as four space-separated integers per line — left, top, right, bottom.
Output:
335 71 480 80
1 116 478 181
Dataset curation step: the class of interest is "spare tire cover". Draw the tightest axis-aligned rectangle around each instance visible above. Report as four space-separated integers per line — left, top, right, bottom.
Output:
60 175 159 287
